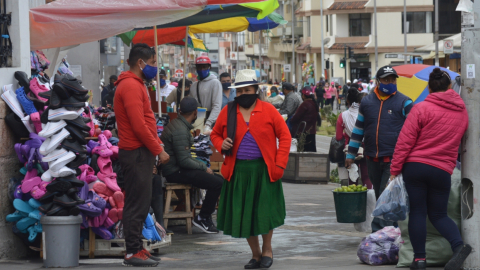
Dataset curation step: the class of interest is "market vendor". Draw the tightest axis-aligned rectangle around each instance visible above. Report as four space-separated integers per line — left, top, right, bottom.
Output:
160 97 223 234
165 79 192 108
159 69 175 100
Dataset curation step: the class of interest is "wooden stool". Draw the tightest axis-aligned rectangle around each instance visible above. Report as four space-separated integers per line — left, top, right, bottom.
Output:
164 183 193 234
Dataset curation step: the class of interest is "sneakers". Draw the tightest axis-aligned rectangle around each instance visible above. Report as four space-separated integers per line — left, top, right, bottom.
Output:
122 250 159 267
141 248 161 262
445 244 472 270
410 259 426 270
192 215 219 234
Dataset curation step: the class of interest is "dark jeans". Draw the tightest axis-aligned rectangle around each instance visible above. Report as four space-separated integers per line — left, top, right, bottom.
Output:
165 169 223 218
403 162 463 259
119 147 155 254
318 98 324 109
366 158 395 232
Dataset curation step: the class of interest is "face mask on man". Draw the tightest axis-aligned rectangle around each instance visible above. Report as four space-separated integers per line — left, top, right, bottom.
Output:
140 60 157 81
379 82 397 95
197 69 210 80
160 78 166 87
271 92 277 97
222 82 231 91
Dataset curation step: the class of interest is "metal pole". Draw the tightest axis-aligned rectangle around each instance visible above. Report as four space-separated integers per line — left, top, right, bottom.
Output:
403 0 407 65
434 0 439 66
180 27 188 101
291 0 296 84
154 25 161 113
321 0 325 80
237 32 239 76
259 31 263 83
374 0 378 73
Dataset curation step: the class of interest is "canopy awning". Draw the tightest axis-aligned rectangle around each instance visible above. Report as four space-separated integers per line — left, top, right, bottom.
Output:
30 0 268 50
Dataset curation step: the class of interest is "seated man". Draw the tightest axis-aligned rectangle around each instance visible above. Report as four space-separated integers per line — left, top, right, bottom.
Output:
160 97 223 234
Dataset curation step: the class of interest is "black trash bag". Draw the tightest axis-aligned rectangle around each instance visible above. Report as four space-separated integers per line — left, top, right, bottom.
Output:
329 137 345 164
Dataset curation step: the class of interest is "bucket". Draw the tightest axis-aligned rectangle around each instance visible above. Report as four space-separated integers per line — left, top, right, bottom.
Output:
41 215 82 268
332 190 367 223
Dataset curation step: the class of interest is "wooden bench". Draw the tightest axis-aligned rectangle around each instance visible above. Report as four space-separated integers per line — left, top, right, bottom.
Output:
163 183 193 234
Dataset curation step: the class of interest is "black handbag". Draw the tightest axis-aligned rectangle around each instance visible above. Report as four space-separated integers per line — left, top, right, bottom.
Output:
328 137 345 163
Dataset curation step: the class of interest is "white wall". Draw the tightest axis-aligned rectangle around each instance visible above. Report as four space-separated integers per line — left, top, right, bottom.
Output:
374 12 434 47
365 0 433 7
336 14 349 37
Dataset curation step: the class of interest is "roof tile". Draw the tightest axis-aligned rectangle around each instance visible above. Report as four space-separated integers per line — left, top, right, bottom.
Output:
328 1 368 10
330 43 367 49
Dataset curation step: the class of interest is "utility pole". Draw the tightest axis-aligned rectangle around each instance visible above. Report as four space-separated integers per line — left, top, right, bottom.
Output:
236 32 239 77
461 1 480 268
434 0 439 66
403 0 407 65
320 0 325 80
344 47 347 83
259 31 263 83
374 0 378 73
291 0 296 84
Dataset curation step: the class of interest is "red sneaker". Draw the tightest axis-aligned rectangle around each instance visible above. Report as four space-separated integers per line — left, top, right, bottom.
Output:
141 248 161 262
122 249 158 267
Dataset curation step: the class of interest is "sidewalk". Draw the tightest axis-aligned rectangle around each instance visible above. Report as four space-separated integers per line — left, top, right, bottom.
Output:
0 182 443 270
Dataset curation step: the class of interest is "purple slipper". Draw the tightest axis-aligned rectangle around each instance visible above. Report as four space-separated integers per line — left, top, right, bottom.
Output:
91 227 113 240
15 143 26 163
21 145 31 164
88 191 106 210
87 140 100 151
25 138 43 149
35 149 49 171
29 133 45 142
78 182 102 217
26 148 37 172
80 213 89 229
14 185 23 200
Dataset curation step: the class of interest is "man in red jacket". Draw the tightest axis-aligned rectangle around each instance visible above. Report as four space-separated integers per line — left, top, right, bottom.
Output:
114 43 170 267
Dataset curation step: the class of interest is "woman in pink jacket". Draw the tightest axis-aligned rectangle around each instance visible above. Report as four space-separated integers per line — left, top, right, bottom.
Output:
323 82 334 106
390 68 470 270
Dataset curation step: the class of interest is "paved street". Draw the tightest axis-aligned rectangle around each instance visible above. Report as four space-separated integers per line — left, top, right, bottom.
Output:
0 136 444 270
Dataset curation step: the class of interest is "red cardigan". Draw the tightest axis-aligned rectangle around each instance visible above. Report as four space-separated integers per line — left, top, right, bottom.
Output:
211 100 292 182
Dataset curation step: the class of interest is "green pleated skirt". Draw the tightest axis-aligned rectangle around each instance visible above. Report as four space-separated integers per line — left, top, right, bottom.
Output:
217 158 286 238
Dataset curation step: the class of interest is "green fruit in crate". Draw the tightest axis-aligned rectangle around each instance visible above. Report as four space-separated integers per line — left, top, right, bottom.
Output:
362 187 368 191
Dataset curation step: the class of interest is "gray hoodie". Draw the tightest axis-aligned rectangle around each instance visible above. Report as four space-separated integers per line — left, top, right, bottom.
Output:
190 74 223 127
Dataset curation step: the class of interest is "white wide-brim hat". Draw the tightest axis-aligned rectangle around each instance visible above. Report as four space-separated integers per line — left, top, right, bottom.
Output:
229 69 261 89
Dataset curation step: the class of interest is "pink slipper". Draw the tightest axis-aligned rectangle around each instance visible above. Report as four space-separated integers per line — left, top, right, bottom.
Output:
30 112 43 133
98 134 108 147
97 156 113 175
102 130 112 140
108 208 119 223
93 182 114 197
79 164 97 183
30 186 46 199
103 216 115 228
78 170 87 182
113 191 124 208
117 208 123 220
21 176 42 193
38 181 49 192
24 168 38 181
108 196 116 208
30 78 49 102
92 145 113 158
97 172 121 192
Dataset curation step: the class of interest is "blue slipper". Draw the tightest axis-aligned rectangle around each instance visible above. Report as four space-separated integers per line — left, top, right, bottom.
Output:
6 210 27 222
20 167 27 175
28 209 42 220
13 199 35 215
28 198 42 209
27 223 42 242
16 217 37 232
16 87 38 115
143 214 161 241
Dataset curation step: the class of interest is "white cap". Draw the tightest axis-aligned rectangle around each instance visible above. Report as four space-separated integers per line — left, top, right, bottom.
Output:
353 79 358 83
347 80 351 83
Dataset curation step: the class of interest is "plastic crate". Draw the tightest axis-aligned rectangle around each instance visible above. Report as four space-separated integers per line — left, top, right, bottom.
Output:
80 234 171 257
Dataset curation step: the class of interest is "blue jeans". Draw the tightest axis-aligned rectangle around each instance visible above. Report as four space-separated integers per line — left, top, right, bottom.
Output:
403 162 463 259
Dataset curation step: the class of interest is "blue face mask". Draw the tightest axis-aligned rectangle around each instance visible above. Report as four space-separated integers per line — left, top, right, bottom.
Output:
160 78 166 87
271 92 277 97
379 83 397 95
141 60 157 81
197 69 210 80
222 82 231 90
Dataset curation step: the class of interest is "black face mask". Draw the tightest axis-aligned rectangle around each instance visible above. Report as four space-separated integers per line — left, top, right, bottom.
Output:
235 94 258 109
191 117 197 124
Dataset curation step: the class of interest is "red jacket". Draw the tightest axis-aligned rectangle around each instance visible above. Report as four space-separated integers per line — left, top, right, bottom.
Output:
390 90 468 175
114 71 163 156
211 100 292 182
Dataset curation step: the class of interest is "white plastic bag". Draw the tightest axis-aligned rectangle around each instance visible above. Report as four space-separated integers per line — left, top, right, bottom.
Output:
372 174 409 222
354 189 376 232
290 138 297 152
347 163 359 182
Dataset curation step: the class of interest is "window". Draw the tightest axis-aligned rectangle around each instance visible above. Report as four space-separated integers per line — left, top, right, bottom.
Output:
401 12 433 33
349 14 371 36
329 15 333 33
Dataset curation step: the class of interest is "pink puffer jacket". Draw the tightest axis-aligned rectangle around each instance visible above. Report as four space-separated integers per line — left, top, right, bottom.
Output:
390 89 468 175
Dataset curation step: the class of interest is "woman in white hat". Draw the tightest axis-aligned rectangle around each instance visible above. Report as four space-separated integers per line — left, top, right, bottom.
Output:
211 69 291 269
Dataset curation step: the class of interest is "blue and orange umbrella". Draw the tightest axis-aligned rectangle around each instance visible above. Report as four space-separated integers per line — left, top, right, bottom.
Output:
393 64 459 104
